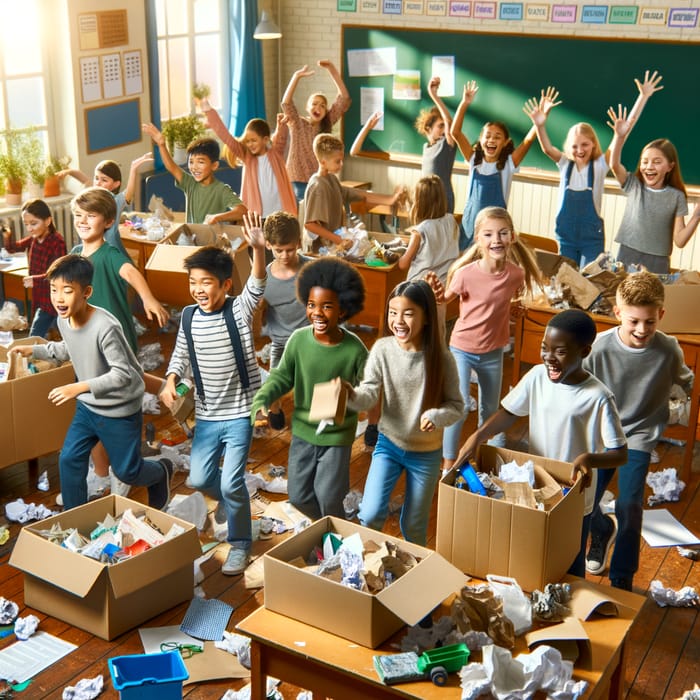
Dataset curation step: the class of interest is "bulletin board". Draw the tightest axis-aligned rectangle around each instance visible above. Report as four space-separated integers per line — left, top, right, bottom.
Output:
84 99 141 154
342 26 700 183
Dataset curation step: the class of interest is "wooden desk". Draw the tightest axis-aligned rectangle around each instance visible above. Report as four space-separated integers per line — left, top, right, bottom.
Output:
349 259 407 336
513 303 700 482
119 226 158 271
1 258 32 317
238 581 646 700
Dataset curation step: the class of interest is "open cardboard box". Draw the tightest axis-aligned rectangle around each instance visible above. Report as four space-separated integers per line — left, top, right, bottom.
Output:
436 445 585 592
659 279 700 334
145 223 251 308
10 495 201 640
0 338 75 469
263 516 466 648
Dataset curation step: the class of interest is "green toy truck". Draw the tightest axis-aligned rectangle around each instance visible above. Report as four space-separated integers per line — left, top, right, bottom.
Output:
374 643 470 686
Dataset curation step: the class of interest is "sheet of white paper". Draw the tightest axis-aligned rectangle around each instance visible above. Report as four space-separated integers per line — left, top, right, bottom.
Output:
347 47 396 77
431 56 455 97
641 508 700 547
0 631 77 684
139 625 203 654
360 87 384 129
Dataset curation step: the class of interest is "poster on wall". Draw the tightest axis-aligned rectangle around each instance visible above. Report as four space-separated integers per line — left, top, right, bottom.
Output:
123 50 143 95
101 53 124 100
79 56 101 103
85 99 141 154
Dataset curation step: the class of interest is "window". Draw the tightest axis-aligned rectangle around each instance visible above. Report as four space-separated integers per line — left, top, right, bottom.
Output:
155 0 226 120
0 0 49 152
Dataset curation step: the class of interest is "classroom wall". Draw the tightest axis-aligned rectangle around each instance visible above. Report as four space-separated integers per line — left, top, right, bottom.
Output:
272 0 700 270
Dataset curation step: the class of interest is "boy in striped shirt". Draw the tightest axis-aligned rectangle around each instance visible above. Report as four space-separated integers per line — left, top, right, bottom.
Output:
160 216 266 575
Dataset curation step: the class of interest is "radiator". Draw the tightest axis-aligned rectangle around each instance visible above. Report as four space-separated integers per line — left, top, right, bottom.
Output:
0 194 75 249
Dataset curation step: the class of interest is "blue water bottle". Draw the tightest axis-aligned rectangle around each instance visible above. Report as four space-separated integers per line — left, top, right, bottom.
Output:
455 461 487 496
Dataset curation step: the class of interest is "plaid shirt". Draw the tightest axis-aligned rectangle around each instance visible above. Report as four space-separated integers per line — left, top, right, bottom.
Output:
7 231 67 314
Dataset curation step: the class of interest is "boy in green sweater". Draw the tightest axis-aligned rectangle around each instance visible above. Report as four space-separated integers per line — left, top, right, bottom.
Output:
252 258 367 519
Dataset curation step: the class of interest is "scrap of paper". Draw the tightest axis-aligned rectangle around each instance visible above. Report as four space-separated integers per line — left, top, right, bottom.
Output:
0 631 77 684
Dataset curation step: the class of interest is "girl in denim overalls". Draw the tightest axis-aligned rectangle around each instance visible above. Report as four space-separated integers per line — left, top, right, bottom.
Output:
524 71 663 267
451 83 558 251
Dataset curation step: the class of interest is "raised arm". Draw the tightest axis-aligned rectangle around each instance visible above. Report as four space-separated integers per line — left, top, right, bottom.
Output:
123 152 154 205
427 76 456 147
318 59 350 103
673 206 700 249
349 111 386 157
450 81 479 161
272 113 289 154
513 86 561 166
197 97 245 162
606 105 634 185
242 212 267 280
142 122 183 183
523 86 563 162
119 261 169 326
57 168 90 186
282 65 314 107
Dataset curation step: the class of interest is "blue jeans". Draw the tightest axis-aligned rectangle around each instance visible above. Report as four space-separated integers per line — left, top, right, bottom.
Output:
292 181 308 202
442 346 505 460
29 307 57 338
60 402 164 510
189 418 253 547
591 449 651 580
359 433 442 545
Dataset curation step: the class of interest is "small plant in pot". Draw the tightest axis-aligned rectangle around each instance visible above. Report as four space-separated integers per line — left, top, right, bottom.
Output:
0 126 31 205
24 129 47 197
161 114 206 163
43 155 71 197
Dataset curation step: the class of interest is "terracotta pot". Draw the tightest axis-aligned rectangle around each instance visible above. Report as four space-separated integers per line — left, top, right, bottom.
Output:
5 179 22 206
43 175 60 198
28 182 43 199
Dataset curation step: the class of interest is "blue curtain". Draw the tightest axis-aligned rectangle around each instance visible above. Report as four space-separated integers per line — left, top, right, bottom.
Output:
144 1 163 170
228 0 266 135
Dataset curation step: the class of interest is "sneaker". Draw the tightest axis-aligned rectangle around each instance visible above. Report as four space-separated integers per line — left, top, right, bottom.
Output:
214 500 228 524
364 423 379 448
610 577 633 591
267 408 286 430
55 492 63 507
109 467 132 498
87 467 110 500
586 514 617 575
147 459 173 510
222 546 250 576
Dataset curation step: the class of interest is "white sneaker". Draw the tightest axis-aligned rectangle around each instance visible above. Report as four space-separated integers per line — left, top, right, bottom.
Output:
109 467 132 497
87 467 110 499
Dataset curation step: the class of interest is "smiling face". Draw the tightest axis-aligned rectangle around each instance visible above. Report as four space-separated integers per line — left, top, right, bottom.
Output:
306 286 343 344
614 302 663 349
244 129 270 156
50 276 91 321
319 149 344 175
93 169 120 193
479 123 508 162
540 326 589 385
187 153 218 184
73 205 111 245
22 211 51 241
387 294 426 351
639 147 674 190
569 131 595 166
306 94 328 124
188 267 231 313
426 117 446 145
475 216 514 264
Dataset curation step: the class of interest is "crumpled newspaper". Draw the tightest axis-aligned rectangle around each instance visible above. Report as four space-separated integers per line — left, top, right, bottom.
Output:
499 459 535 486
460 644 587 700
650 580 700 608
4 498 57 523
62 675 104 700
215 631 252 668
14 614 40 640
646 467 685 506
0 597 19 624
142 392 160 415
676 684 700 700
37 470 50 492
221 677 281 700
0 300 28 331
677 546 700 561
531 583 572 622
136 342 164 371
343 489 362 519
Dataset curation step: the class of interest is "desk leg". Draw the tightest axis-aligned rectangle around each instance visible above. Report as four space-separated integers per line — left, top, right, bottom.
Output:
250 640 267 700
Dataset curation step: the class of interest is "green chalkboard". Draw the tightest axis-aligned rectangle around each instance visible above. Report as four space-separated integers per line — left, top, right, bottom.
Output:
342 26 700 184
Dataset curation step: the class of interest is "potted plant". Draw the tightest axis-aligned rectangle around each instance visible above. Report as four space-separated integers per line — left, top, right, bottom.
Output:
0 126 30 205
192 83 211 101
161 114 206 163
43 155 71 197
24 129 47 198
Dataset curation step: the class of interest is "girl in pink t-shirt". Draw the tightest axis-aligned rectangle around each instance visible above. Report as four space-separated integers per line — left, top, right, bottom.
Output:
439 206 541 470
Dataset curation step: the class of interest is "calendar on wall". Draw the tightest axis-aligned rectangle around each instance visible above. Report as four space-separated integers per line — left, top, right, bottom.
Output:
79 56 101 102
101 53 123 100
78 9 129 50
123 50 143 95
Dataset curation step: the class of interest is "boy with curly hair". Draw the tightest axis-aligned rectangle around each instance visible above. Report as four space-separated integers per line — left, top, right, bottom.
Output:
252 257 367 519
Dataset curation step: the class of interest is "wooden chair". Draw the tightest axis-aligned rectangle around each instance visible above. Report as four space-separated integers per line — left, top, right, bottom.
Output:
518 232 559 253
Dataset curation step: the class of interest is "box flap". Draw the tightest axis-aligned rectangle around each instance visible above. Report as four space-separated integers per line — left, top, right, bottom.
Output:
376 552 465 627
10 528 105 597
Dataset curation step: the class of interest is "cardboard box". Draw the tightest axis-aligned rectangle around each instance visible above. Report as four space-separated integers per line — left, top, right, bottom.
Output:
10 495 201 640
263 516 466 648
145 224 252 308
0 339 75 469
659 283 700 334
436 445 585 592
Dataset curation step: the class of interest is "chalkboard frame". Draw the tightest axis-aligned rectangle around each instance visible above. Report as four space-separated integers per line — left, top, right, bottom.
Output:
342 25 700 184
84 98 142 154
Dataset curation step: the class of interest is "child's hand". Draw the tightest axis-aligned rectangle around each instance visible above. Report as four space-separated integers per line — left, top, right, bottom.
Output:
142 123 165 146
160 381 178 409
540 86 561 115
428 76 441 97
570 456 592 490
242 212 265 248
294 64 315 80
635 69 663 98
365 111 383 130
522 97 545 126
204 214 221 225
606 105 635 137
420 416 436 432
317 59 337 72
8 346 33 359
423 271 445 304
461 81 479 105
254 408 269 425
276 113 289 128
131 152 154 170
194 96 211 112
143 298 169 327
454 432 481 468
509 299 526 319
22 276 33 288
48 382 83 406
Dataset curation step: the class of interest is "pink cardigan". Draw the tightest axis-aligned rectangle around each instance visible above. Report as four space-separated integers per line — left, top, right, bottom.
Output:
204 108 297 217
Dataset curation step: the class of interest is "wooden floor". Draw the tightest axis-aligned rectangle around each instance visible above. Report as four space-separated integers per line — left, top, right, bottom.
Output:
0 316 698 699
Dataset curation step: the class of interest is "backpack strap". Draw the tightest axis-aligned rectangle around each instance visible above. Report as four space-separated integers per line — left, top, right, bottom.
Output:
181 304 207 409
223 296 250 390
